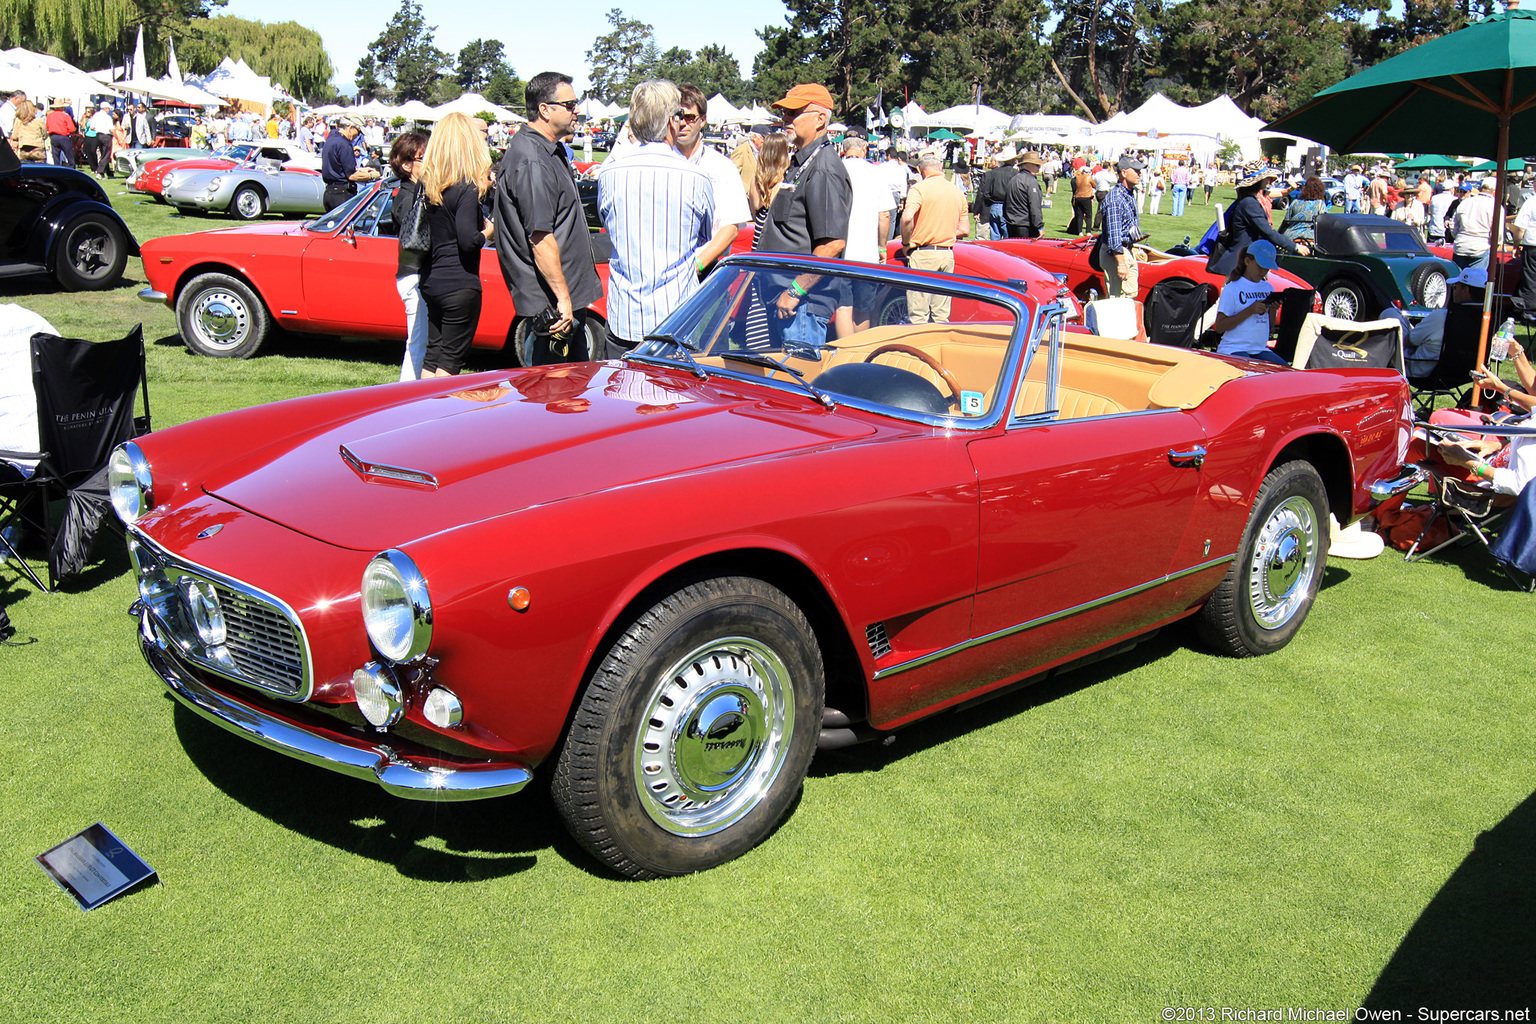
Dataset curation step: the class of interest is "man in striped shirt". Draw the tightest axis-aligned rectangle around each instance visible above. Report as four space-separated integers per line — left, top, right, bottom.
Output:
596 80 716 358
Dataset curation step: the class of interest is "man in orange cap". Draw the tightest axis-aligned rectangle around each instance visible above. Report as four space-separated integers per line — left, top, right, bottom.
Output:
756 83 852 349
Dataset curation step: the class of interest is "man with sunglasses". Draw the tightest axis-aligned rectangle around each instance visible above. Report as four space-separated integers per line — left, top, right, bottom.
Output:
494 71 602 364
672 83 748 274
755 83 852 348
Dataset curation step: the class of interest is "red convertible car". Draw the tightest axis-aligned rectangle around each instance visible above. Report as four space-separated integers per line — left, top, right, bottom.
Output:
130 141 320 201
978 235 1311 309
138 180 1074 364
113 256 1415 879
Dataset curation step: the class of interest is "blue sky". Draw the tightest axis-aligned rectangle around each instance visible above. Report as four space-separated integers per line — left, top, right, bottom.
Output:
220 0 790 95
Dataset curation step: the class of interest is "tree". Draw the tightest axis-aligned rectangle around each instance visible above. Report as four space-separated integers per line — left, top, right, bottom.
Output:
683 44 752 105
752 0 904 119
1046 0 1163 123
0 0 225 78
585 8 655 102
364 0 449 103
179 15 335 101
355 54 383 100
455 37 522 107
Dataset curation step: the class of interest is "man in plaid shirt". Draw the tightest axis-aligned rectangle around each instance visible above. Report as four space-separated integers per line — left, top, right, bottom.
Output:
1102 155 1143 298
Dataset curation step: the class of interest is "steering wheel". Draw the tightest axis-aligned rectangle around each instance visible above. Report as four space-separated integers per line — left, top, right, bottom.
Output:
864 344 963 407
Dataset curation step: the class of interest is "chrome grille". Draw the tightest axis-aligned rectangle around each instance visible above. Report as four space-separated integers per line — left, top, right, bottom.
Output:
212 583 306 694
865 621 892 660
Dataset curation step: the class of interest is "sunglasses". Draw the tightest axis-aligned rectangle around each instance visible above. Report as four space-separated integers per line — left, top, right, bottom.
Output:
672 110 703 125
543 98 579 112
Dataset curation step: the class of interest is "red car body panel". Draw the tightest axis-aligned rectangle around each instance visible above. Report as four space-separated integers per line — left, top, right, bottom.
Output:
975 235 1311 305
139 186 608 350
135 156 320 197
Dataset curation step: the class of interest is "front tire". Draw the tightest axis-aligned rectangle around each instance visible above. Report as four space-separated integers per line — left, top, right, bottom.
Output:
1197 460 1328 657
230 184 266 220
53 213 128 291
552 577 825 879
177 272 271 358
1321 277 1369 321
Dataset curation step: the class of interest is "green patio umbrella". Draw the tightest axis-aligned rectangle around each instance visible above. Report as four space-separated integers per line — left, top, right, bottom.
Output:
1469 156 1527 171
1394 154 1469 170
1267 6 1536 366
924 129 964 141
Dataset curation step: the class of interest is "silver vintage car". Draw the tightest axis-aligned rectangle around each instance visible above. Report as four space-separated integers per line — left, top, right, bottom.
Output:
163 163 327 220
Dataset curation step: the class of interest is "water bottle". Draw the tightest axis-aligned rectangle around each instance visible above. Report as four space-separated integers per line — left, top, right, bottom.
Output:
1491 317 1515 362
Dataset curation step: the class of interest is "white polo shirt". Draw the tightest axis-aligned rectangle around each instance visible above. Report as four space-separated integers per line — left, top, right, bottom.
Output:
685 142 749 232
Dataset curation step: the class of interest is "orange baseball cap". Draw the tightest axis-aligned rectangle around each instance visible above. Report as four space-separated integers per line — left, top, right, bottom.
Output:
772 83 834 113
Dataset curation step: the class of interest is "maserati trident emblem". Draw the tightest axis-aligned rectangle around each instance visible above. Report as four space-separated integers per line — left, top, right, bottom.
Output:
197 524 224 539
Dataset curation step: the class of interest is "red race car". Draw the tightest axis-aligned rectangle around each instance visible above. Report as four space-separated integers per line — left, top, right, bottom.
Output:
114 254 1415 879
131 141 320 201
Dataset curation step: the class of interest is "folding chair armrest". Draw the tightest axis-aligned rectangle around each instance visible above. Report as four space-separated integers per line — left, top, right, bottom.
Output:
0 450 48 462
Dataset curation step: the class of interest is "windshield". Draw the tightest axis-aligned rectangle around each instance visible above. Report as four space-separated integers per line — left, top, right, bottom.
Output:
632 261 1023 423
215 145 256 163
303 186 377 233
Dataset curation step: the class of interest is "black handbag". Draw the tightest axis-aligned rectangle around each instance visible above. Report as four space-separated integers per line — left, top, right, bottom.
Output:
399 185 431 254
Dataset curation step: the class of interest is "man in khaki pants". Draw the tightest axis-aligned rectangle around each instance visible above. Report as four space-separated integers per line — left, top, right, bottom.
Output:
1101 154 1143 298
900 149 970 323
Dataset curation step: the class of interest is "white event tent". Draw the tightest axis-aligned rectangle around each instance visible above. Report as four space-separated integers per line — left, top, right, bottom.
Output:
912 102 1014 134
2 47 120 103
426 92 525 123
1087 92 1271 164
186 57 275 108
706 93 739 124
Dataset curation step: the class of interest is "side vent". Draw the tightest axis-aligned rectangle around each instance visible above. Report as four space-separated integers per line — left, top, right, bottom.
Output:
865 621 891 660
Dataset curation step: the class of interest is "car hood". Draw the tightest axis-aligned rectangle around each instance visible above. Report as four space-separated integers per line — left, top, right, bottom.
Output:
202 363 878 550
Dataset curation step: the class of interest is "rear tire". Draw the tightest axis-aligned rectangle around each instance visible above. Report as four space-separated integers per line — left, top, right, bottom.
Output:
1410 263 1448 309
1197 460 1328 657
552 577 824 878
1320 277 1369 321
53 212 128 291
177 272 271 358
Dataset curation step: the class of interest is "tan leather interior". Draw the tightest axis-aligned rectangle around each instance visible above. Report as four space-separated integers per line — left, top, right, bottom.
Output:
698 323 1246 420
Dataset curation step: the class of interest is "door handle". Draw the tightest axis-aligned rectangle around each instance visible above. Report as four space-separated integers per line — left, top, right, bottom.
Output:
1168 445 1206 468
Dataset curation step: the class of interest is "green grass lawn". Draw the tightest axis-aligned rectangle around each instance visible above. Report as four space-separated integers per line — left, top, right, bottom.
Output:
1 177 1533 1023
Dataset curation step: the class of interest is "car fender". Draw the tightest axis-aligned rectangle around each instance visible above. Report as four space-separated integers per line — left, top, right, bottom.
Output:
36 196 141 269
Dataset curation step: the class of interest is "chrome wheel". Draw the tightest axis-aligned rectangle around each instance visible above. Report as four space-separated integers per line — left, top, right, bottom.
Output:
1246 495 1321 630
191 290 253 352
1321 280 1366 321
232 185 264 220
634 637 794 836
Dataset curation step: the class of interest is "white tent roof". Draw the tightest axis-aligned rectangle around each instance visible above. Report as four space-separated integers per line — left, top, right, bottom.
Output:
912 103 1013 133
186 56 273 105
706 93 739 125
108 75 223 107
395 99 438 120
426 92 525 123
721 103 771 125
312 103 346 115
2 47 119 100
354 98 394 117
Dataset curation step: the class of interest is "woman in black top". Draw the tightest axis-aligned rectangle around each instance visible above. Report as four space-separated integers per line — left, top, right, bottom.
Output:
389 131 429 380
416 113 495 376
1226 168 1312 258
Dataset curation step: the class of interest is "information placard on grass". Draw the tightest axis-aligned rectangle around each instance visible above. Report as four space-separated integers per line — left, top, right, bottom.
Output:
35 822 156 911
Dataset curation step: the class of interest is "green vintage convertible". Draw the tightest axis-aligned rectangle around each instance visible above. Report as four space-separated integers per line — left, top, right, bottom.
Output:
1278 213 1457 321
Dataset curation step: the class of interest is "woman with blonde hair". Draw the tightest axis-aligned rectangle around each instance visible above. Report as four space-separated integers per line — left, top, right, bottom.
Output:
416 112 494 376
9 101 46 162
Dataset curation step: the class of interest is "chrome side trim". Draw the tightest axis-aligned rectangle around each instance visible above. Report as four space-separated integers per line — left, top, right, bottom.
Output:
140 610 532 802
1369 466 1426 501
872 554 1235 681
137 287 168 304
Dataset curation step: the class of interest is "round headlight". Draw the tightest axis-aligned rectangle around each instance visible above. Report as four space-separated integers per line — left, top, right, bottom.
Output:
108 442 153 523
353 663 404 728
361 549 432 663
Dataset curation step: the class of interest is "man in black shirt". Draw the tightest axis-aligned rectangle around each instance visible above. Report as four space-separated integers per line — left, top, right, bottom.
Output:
1004 150 1045 238
320 115 378 211
980 146 1019 241
755 83 852 350
493 71 602 364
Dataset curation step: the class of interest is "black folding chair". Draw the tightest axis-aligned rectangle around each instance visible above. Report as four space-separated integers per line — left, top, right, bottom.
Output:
1143 278 1211 348
0 325 151 591
1408 302 1487 417
1290 312 1405 372
1271 288 1319 365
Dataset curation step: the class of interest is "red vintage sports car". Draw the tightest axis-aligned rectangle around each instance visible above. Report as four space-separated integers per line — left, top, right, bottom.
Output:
130 141 320 201
113 254 1416 879
977 235 1312 308
138 180 1075 363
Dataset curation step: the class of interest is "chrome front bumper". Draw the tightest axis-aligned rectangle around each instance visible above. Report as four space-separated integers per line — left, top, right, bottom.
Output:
137 287 168 304
1369 466 1428 502
137 606 533 802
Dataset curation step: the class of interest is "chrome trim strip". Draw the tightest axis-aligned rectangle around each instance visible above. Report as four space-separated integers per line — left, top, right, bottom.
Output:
140 611 532 801
339 444 440 488
128 526 315 701
137 287 168 304
1369 466 1426 501
872 554 1236 681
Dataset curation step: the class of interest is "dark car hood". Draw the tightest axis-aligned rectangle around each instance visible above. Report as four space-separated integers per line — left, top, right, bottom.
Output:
202 363 877 550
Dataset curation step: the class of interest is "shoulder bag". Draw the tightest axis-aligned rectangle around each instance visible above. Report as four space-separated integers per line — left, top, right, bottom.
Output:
399 185 431 254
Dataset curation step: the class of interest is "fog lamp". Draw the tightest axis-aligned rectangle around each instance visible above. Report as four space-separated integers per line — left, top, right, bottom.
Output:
179 576 226 646
423 687 464 729
353 662 404 728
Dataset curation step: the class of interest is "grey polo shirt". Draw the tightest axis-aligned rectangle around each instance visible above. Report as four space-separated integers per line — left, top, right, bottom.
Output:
493 126 603 313
756 135 852 320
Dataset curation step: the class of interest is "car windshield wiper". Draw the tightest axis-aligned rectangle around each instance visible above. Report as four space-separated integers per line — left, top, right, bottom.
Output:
637 333 709 380
719 352 837 409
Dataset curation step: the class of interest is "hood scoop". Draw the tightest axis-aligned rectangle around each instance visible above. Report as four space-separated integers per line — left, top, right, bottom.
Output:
339 443 439 490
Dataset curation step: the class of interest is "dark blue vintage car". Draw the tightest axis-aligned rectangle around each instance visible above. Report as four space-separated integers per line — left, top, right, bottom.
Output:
0 137 138 291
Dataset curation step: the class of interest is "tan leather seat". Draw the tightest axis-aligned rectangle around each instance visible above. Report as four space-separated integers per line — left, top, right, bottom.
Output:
1015 380 1125 419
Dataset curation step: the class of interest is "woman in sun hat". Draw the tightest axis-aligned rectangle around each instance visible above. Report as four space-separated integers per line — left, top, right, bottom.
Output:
1216 166 1308 276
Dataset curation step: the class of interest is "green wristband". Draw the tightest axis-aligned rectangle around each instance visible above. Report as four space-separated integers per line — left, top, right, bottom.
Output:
791 280 807 298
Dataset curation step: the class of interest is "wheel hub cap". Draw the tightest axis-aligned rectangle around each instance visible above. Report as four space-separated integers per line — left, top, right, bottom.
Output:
1248 496 1319 629
634 638 793 836
195 294 247 345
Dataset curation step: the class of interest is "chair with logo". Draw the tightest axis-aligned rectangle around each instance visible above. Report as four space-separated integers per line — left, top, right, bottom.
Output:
1289 312 1404 373
0 325 151 591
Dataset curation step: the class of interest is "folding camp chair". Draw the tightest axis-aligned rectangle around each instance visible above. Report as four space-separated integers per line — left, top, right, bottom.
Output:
0 325 151 591
1290 312 1405 373
1270 288 1318 364
1143 278 1211 348
1407 302 1487 417
1402 418 1536 592
1082 297 1147 342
